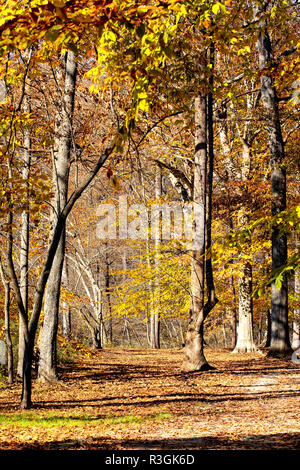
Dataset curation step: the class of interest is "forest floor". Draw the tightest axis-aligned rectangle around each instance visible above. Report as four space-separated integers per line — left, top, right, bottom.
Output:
0 347 299 450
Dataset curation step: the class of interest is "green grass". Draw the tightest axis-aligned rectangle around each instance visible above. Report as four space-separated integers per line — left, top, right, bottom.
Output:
0 411 172 428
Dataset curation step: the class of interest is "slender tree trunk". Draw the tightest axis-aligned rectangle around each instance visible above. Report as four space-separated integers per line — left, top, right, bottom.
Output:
260 309 272 347
95 260 103 349
292 259 300 349
122 251 131 346
38 50 77 382
68 242 104 348
0 262 14 384
4 280 13 384
230 275 238 349
6 208 32 407
105 253 113 344
17 94 31 377
150 165 161 349
257 24 291 355
61 258 71 338
258 310 264 345
11 133 114 408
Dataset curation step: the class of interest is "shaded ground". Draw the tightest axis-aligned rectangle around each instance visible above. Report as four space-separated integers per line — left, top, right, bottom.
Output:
0 348 299 450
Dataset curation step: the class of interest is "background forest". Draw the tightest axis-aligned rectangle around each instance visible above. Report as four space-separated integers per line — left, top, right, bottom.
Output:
0 0 299 414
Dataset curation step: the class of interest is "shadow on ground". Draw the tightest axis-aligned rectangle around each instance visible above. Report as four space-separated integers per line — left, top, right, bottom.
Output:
0 432 299 450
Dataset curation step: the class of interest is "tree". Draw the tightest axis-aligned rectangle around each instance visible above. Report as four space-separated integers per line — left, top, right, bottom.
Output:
149 165 162 349
0 260 13 384
18 91 32 377
182 88 218 370
256 3 291 355
38 49 77 383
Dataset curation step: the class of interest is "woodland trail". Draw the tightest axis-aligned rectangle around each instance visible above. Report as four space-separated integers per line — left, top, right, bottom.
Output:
0 348 299 450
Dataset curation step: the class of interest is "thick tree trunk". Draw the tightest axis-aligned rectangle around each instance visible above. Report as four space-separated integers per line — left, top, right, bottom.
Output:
182 95 210 372
234 138 257 353
182 46 218 370
38 50 77 382
257 26 291 355
38 233 65 382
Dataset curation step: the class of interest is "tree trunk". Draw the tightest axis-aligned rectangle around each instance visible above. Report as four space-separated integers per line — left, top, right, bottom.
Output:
61 258 71 338
230 275 238 349
17 94 31 377
95 260 103 349
13 131 114 408
0 262 14 384
105 253 113 344
38 50 77 382
260 308 271 347
182 95 210 372
38 232 65 382
150 165 161 349
233 261 257 353
4 281 13 384
6 209 32 408
292 261 300 350
182 44 218 370
122 251 131 346
69 249 104 348
257 24 291 356
234 139 257 353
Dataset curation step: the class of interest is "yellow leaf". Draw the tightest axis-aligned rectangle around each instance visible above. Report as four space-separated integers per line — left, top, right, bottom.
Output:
212 3 220 15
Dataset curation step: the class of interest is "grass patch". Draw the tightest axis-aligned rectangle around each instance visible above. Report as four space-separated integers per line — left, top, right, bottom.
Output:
0 411 172 428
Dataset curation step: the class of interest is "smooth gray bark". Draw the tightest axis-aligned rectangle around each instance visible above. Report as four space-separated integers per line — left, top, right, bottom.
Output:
105 253 113 344
234 138 257 353
17 94 31 377
61 258 71 338
233 262 257 353
0 262 13 384
149 165 161 349
38 50 77 382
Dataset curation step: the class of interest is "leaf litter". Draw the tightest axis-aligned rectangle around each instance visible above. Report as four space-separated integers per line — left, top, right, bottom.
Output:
0 348 299 450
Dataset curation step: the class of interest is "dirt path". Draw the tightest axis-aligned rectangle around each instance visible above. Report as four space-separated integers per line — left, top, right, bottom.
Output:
0 348 299 450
